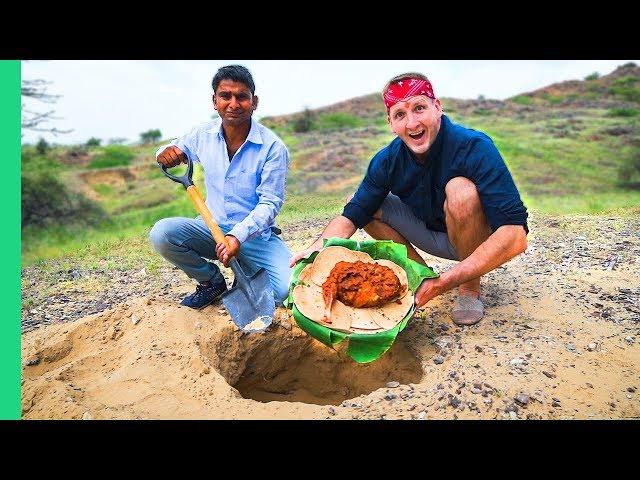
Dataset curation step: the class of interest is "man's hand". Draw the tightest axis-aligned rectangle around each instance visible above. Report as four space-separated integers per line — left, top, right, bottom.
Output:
414 276 447 308
157 146 188 168
289 248 320 267
215 235 240 267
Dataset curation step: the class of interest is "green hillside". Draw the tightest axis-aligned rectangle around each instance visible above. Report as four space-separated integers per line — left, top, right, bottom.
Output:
21 63 640 266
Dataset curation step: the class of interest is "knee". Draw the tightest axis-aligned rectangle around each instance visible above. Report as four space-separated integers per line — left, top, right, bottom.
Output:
273 269 293 305
149 218 175 255
273 282 289 305
444 177 481 222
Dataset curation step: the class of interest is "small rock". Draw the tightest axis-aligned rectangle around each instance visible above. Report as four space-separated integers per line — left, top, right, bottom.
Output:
82 411 93 420
417 411 426 420
434 335 455 351
433 355 445 365
514 393 530 407
627 387 636 393
509 358 524 366
328 407 336 415
509 411 518 420
131 315 141 325
386 381 400 388
626 393 633 399
384 393 397 401
194 321 202 330
471 387 483 394
280 321 292 331
552 400 561 408
586 343 597 351
624 336 634 344
24 356 40 366
505 403 519 413
449 396 461 408
543 371 556 379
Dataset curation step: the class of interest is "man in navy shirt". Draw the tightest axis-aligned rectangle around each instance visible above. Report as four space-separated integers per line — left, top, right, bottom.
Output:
290 72 528 326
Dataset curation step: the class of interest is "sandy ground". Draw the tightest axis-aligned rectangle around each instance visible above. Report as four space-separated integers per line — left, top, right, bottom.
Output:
21 213 640 419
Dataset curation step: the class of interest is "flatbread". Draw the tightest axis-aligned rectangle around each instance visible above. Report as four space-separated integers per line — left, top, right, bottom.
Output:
292 283 352 333
292 249 415 334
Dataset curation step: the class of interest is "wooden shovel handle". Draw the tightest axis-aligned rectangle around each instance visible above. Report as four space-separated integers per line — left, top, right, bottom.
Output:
186 185 229 248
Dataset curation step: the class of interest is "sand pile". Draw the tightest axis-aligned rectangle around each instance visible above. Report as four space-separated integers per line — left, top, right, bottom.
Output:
21 297 422 419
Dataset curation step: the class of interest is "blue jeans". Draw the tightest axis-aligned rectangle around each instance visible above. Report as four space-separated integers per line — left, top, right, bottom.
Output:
149 217 293 304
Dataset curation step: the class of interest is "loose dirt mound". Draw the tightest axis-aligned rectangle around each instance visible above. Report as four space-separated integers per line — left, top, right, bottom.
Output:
21 298 423 419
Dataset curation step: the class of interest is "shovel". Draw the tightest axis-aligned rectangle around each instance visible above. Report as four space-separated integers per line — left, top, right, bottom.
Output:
159 156 275 332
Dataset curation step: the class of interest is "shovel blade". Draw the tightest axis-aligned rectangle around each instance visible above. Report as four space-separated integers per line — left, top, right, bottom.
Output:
221 261 275 331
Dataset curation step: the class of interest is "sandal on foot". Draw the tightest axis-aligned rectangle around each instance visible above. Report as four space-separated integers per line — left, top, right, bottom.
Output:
452 295 484 326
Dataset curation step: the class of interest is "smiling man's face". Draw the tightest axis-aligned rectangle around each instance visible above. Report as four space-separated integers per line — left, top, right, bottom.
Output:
388 95 443 161
213 79 258 127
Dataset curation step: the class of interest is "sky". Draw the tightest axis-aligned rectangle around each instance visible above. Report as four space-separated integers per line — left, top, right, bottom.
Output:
21 60 638 145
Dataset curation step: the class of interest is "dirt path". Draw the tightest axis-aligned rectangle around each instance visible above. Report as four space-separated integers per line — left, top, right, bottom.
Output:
21 213 640 419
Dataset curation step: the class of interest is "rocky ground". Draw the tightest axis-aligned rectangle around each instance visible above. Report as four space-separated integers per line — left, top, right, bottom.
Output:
21 212 640 419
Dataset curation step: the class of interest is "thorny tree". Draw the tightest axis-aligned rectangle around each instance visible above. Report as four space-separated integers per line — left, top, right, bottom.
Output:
21 79 72 137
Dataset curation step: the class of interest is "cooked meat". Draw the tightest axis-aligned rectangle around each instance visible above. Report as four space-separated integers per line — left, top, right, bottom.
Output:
322 261 404 322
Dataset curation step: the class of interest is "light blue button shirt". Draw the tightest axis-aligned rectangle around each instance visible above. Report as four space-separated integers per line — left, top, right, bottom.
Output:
156 118 289 243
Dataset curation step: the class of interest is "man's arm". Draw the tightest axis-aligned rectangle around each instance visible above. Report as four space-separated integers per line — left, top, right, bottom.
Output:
415 224 527 307
289 215 357 266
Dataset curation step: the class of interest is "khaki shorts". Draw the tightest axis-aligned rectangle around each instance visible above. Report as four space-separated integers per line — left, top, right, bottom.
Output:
379 193 459 261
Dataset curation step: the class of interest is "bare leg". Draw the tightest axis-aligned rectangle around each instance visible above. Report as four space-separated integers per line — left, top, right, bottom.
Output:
444 177 493 296
364 214 428 266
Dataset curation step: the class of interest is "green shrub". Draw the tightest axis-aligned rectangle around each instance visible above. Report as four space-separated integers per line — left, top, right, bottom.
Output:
86 137 101 147
585 72 600 81
88 145 134 169
608 76 640 101
315 112 363 130
36 137 49 155
511 95 533 105
607 108 639 117
22 171 107 228
292 108 315 133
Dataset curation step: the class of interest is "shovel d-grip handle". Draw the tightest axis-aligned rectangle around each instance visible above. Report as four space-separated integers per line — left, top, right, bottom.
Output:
158 154 195 188
158 155 229 249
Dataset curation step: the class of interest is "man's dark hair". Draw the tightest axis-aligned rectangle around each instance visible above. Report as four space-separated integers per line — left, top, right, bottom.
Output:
211 65 255 94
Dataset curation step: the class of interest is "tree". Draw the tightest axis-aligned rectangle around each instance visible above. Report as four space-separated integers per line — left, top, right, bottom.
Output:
21 78 72 137
36 137 49 155
139 129 162 144
86 137 101 147
293 107 315 133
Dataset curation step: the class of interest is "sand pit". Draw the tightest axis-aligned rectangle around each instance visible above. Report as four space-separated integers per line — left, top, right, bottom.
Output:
21 297 423 419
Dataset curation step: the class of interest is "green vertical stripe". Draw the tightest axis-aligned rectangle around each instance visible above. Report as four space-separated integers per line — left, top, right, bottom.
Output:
0 60 21 419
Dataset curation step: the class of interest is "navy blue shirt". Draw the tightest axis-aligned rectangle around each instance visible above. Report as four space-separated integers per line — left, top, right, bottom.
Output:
342 115 528 234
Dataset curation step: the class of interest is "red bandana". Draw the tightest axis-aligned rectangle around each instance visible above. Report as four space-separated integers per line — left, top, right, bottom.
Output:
383 78 435 112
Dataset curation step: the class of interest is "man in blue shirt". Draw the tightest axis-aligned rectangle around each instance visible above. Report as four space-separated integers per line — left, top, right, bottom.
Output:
151 65 292 309
291 72 528 326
